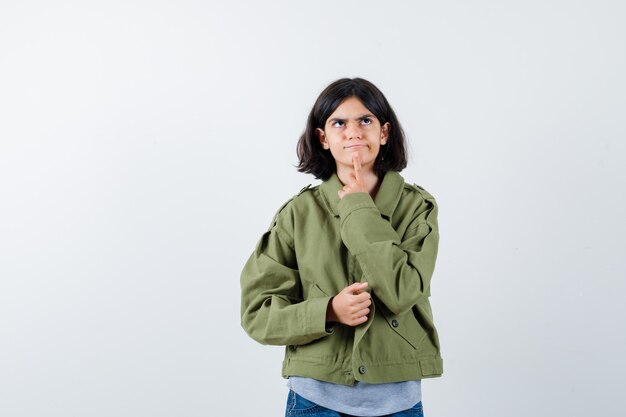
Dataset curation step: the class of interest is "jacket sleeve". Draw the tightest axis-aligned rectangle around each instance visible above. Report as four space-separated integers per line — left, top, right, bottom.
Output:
240 215 334 346
337 189 439 315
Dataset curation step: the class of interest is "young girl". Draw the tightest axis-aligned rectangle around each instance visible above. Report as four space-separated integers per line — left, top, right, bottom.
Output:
240 78 443 417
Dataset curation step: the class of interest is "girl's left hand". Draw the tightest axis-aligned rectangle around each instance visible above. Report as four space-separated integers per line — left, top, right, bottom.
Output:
338 152 368 199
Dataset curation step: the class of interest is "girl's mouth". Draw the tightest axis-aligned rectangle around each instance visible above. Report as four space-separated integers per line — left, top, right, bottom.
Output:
344 144 366 149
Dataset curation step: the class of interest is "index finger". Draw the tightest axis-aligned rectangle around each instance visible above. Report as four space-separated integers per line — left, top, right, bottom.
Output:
344 281 368 293
352 152 362 181
354 291 371 302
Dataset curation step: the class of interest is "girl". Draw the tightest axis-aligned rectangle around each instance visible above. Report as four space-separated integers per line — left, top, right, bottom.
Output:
240 78 443 417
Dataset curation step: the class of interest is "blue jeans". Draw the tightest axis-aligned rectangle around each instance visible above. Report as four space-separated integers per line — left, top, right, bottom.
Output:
285 390 424 417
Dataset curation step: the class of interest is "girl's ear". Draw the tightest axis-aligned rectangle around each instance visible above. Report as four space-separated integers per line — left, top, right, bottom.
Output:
380 122 390 145
316 128 330 149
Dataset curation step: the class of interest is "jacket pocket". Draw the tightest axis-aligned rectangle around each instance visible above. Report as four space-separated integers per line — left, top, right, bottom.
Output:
304 282 331 299
287 282 340 357
413 301 441 350
377 300 427 350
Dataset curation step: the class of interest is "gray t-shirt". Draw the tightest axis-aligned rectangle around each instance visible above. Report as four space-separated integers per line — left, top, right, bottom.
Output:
287 376 421 416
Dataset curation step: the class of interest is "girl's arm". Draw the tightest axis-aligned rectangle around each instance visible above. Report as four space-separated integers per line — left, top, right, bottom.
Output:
240 220 334 346
337 188 439 316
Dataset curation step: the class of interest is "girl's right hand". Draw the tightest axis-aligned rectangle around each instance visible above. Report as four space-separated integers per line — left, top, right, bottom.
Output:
326 282 371 326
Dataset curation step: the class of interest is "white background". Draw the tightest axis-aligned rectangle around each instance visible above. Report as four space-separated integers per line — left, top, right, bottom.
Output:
1 1 625 416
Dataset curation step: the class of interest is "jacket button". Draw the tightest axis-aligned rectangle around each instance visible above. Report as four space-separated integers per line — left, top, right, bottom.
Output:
358 366 367 374
391 319 399 328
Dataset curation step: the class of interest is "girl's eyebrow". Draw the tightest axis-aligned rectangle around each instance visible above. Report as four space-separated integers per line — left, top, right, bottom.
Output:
327 114 375 124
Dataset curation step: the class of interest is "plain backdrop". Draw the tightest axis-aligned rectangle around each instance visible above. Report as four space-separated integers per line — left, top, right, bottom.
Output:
1 1 625 416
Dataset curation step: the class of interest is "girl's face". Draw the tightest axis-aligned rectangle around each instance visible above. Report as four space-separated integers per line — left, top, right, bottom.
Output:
316 97 390 176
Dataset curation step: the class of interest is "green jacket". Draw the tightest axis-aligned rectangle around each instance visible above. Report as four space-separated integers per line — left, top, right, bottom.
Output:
240 171 443 386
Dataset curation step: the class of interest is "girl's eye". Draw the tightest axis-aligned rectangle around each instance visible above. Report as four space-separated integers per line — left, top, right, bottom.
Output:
330 118 372 127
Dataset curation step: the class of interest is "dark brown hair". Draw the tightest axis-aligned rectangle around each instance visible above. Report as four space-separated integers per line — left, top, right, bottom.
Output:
296 78 408 180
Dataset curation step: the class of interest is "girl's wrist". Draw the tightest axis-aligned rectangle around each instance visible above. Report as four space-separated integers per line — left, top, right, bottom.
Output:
325 297 337 323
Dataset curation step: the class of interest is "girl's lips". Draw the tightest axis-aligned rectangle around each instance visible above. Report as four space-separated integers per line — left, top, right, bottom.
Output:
344 144 366 149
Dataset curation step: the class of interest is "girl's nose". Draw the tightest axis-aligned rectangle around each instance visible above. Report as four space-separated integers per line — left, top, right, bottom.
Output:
345 121 362 139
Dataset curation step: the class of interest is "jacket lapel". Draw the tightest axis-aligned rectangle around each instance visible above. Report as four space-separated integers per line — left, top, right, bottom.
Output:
319 171 405 219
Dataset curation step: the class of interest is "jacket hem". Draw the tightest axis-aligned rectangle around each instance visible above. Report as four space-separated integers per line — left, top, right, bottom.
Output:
282 355 443 386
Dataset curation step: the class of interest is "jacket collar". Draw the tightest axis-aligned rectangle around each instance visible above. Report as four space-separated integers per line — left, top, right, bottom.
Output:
320 171 405 219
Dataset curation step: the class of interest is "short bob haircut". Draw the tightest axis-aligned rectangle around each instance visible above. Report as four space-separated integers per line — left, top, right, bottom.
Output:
297 78 408 181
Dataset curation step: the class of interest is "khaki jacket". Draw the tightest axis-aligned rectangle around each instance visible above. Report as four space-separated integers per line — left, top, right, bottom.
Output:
240 171 443 385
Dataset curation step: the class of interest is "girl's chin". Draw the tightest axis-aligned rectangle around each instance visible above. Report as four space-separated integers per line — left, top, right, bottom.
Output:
337 157 376 168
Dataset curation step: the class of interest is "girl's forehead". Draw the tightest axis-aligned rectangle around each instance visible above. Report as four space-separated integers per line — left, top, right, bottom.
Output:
330 97 373 117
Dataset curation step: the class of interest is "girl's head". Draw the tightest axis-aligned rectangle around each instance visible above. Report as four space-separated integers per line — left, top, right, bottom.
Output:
297 78 407 180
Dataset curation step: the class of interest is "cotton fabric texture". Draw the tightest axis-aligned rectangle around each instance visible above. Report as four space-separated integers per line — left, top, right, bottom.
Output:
240 171 443 385
287 376 421 416
285 390 424 417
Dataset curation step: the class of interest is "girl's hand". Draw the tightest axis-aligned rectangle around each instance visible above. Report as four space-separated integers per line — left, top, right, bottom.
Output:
326 282 371 326
338 152 368 199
